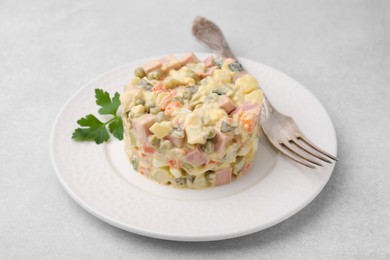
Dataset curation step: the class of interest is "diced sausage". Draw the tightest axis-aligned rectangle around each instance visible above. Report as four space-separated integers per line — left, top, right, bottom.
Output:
159 55 181 71
180 52 200 66
213 130 233 153
201 66 217 78
215 167 232 186
142 60 162 74
185 147 208 166
131 114 155 142
165 134 184 148
218 96 236 114
203 56 214 67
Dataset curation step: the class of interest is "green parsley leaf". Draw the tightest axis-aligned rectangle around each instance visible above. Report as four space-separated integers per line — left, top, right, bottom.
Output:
95 89 121 116
108 117 123 140
72 114 110 144
72 89 123 144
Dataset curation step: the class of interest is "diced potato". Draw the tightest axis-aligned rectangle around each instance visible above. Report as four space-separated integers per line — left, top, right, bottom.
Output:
153 156 169 167
150 121 172 139
184 114 202 126
130 77 141 86
208 108 226 123
213 69 232 83
244 89 264 104
191 174 208 189
185 126 209 144
130 105 146 116
169 167 183 178
152 167 173 185
235 74 259 94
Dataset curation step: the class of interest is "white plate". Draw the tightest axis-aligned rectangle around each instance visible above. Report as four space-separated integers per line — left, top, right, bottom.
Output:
50 53 337 241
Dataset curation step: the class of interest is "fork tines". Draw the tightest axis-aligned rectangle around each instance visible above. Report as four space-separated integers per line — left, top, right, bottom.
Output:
279 135 337 169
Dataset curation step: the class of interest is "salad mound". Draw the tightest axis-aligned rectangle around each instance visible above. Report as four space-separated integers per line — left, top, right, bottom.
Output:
120 53 263 189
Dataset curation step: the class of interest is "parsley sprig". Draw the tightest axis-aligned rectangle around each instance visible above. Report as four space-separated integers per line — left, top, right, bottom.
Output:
72 89 123 144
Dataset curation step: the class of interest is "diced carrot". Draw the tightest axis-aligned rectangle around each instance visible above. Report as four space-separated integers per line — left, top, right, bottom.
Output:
164 101 181 117
239 113 257 133
139 165 151 175
241 163 250 175
151 82 168 92
143 143 156 154
208 160 220 165
159 91 176 110
168 159 181 168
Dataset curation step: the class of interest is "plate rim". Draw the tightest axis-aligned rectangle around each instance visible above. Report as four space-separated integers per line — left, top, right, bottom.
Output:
50 53 337 241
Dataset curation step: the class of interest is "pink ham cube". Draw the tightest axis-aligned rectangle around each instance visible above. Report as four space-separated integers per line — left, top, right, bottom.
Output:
201 66 217 78
142 60 162 74
203 56 214 67
185 147 208 166
180 52 200 66
242 102 261 114
213 130 233 153
131 114 155 142
166 134 184 148
218 96 236 114
159 55 181 71
214 167 232 186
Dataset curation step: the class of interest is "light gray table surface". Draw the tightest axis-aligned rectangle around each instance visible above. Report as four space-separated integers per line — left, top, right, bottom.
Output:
1 0 389 259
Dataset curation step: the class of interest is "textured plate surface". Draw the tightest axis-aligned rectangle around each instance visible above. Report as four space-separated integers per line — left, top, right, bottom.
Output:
50 53 337 241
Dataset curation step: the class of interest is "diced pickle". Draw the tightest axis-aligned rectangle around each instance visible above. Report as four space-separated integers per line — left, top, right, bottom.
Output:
156 112 168 122
172 126 185 138
200 141 214 154
214 57 223 68
131 157 138 171
139 79 153 91
220 121 236 133
234 157 246 175
212 88 227 95
171 177 187 188
148 135 161 148
228 61 244 72
158 140 172 152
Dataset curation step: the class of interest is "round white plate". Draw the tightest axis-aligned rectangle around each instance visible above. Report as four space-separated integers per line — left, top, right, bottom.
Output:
50 53 337 241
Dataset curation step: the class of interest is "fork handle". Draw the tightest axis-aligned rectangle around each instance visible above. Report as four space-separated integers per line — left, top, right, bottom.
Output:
192 16 274 117
192 16 237 59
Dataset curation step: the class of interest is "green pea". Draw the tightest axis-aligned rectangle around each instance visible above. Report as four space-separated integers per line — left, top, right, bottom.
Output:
147 69 163 80
134 67 146 78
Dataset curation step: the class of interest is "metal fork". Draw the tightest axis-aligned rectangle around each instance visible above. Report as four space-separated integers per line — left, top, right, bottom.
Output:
192 16 337 169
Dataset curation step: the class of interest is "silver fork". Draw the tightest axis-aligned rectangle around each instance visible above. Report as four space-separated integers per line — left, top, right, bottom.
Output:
192 16 337 169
